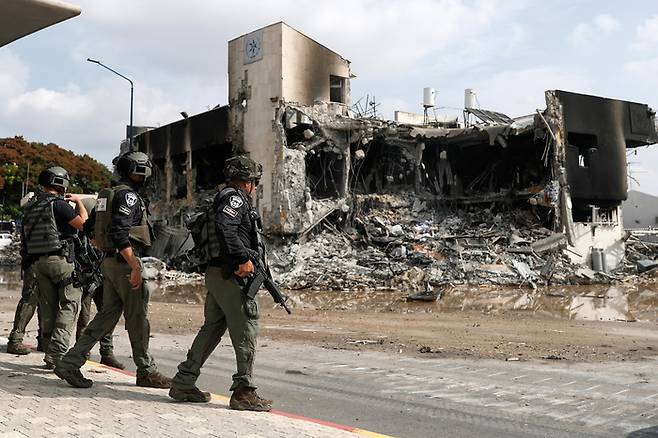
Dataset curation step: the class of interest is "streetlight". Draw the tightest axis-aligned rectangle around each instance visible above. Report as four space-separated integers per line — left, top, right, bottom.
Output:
87 58 134 150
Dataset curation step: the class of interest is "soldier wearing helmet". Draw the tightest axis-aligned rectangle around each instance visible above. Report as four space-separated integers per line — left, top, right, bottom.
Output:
169 154 272 411
56 151 171 389
20 166 88 369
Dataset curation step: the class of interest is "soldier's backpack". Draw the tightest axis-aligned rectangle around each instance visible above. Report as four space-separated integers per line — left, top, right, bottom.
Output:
186 187 237 265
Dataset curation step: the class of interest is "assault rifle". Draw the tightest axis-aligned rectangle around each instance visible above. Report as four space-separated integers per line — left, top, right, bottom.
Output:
243 249 291 314
72 235 104 295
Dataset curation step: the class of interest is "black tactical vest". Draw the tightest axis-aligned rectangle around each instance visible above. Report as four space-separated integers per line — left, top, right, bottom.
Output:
22 193 64 255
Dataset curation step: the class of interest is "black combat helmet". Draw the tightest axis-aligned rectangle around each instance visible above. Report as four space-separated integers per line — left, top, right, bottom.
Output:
38 166 70 191
223 155 263 182
114 151 153 179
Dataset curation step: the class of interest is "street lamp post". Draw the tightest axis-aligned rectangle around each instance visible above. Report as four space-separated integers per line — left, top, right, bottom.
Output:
87 58 134 150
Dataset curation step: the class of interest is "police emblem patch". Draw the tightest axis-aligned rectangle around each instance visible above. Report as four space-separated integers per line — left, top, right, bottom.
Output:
222 205 238 218
229 195 243 209
125 192 138 207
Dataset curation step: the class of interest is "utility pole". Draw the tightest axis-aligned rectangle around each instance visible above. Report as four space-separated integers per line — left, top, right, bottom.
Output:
87 58 135 150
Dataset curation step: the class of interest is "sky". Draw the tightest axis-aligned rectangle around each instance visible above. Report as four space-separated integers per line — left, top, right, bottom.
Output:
2 0 658 193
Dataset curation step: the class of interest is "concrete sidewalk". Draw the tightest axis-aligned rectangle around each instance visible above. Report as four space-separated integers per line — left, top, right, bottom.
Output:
0 340 383 438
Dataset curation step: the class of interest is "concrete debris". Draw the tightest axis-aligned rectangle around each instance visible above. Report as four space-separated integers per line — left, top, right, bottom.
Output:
141 257 204 288
637 259 658 274
0 240 21 266
406 291 440 302
531 233 567 254
268 192 619 291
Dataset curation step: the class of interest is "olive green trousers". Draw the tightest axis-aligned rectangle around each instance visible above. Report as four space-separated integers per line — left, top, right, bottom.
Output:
59 258 157 377
34 255 81 359
172 266 260 391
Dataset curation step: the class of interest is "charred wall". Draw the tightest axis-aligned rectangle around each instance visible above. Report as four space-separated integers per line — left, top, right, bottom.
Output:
136 105 233 210
558 90 658 209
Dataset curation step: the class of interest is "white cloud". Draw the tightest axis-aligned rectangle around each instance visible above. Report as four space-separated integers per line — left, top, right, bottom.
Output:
595 14 620 33
0 51 210 165
570 23 592 46
0 0 533 165
624 57 658 77
570 14 619 46
471 67 591 116
71 0 529 80
633 15 658 50
0 50 29 99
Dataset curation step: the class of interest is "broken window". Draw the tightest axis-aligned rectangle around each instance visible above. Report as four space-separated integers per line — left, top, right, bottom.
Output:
306 146 346 199
330 75 345 104
568 132 598 169
171 154 187 199
350 140 415 193
193 146 233 191
571 205 620 224
419 131 548 200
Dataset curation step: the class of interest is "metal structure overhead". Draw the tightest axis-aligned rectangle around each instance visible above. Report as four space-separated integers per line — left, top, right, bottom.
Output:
0 0 80 48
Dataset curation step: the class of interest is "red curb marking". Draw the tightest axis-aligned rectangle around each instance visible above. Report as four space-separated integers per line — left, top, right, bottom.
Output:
96 363 136 377
91 361 387 436
269 409 356 432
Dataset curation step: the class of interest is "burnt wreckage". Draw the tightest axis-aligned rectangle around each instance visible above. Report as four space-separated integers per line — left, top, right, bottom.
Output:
134 23 658 288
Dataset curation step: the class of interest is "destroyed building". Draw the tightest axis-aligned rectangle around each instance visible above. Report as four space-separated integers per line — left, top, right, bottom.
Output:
134 22 658 288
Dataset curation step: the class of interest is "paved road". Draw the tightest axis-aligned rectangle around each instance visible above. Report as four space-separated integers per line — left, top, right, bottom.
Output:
91 330 658 438
0 347 358 438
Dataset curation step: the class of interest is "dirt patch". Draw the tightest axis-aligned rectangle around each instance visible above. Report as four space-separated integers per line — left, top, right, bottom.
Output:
147 295 658 363
2 265 657 363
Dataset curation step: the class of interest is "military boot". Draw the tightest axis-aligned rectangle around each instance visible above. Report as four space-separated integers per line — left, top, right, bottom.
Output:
54 366 93 388
36 338 45 352
229 387 272 412
136 371 171 388
43 353 59 370
169 386 212 403
100 354 125 370
6 342 31 355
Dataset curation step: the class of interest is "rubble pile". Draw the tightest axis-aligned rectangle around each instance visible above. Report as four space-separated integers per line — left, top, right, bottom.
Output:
269 193 610 291
617 232 658 281
0 240 21 266
141 257 204 288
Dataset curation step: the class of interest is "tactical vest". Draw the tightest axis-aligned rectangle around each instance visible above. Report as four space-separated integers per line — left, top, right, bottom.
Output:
22 193 64 255
187 187 246 264
94 184 152 252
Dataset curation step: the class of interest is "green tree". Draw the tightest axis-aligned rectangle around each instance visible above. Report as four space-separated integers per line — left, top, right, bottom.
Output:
0 136 112 219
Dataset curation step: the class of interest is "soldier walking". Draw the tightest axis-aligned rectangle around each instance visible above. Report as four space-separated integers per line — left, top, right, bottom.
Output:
169 155 272 411
74 218 124 369
21 167 88 368
55 151 170 388
6 265 42 355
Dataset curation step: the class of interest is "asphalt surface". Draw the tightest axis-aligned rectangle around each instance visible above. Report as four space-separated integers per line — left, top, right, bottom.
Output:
92 331 658 438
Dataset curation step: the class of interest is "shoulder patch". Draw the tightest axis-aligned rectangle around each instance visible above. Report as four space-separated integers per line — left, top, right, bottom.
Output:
119 206 132 216
222 205 238 218
229 195 244 209
125 192 138 207
96 198 107 212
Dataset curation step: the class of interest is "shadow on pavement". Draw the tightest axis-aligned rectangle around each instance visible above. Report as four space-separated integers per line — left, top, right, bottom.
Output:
0 359 171 404
629 426 658 437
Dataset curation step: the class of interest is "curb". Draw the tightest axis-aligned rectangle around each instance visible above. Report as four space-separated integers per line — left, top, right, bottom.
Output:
89 360 393 438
